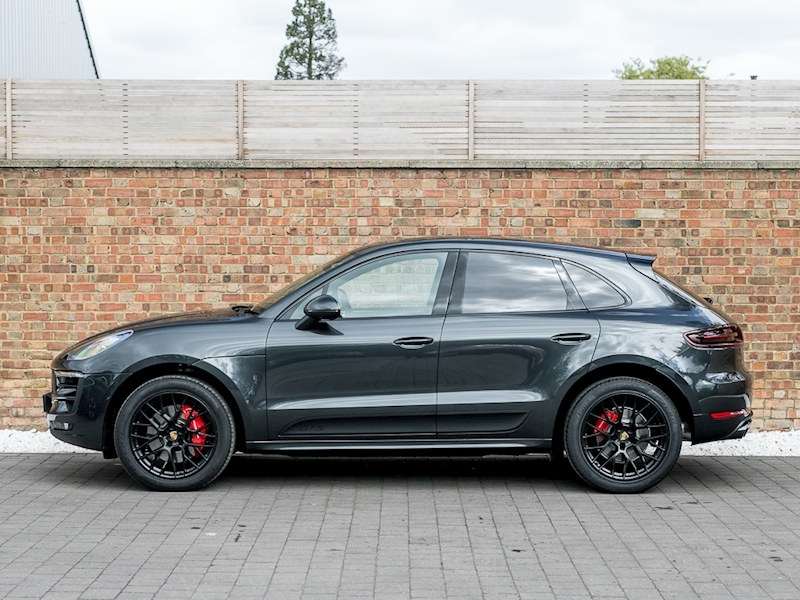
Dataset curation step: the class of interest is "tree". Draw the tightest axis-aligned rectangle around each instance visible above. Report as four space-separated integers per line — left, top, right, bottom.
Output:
613 55 709 80
275 0 345 80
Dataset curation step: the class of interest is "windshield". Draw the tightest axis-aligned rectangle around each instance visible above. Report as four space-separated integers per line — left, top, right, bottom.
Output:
252 250 358 313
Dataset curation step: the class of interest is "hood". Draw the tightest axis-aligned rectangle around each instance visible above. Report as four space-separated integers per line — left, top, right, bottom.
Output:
54 308 266 369
66 308 257 350
120 309 249 331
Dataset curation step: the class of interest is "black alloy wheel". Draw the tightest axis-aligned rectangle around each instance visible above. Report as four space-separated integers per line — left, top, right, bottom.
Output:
565 377 682 493
114 375 235 491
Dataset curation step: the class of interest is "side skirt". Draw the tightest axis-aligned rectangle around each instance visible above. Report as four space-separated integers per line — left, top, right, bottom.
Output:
244 438 552 456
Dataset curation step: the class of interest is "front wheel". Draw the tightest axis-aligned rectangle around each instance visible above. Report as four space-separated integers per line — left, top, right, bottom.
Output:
114 375 236 491
564 377 682 493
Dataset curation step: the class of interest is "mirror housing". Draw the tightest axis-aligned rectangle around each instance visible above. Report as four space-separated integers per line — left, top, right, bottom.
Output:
295 294 341 330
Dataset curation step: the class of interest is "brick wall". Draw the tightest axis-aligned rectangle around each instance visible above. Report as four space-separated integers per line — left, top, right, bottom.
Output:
1 166 798 430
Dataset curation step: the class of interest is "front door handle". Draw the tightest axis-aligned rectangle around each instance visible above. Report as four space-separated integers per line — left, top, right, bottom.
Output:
550 333 592 345
393 336 434 349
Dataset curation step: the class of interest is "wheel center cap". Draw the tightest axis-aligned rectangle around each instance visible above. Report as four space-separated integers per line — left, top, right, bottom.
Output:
169 431 179 441
619 431 630 442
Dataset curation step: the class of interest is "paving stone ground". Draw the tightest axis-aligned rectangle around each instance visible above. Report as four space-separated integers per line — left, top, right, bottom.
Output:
1 454 800 599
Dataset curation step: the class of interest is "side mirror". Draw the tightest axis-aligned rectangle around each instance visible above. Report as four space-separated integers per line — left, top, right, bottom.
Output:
295 294 341 330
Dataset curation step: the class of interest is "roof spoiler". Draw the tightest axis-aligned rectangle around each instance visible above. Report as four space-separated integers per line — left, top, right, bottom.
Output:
626 253 657 280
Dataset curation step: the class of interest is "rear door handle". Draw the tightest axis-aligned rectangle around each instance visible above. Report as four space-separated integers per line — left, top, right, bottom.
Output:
393 336 434 349
550 333 592 344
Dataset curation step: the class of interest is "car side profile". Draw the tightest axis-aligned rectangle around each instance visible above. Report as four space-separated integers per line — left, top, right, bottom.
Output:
44 239 752 493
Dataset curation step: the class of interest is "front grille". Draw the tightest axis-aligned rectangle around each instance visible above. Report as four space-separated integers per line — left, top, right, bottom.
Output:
51 371 85 413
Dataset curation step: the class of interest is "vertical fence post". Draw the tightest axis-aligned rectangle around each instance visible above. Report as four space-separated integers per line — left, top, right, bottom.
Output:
5 79 11 160
468 80 475 161
237 80 244 160
698 79 706 161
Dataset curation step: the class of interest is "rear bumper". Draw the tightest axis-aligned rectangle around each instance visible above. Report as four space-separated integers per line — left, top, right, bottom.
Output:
692 393 753 444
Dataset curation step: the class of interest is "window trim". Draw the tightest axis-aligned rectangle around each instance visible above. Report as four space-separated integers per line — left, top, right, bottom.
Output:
553 260 585 311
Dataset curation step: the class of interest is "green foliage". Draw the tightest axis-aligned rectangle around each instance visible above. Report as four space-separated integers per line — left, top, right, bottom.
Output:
276 0 345 80
613 55 709 80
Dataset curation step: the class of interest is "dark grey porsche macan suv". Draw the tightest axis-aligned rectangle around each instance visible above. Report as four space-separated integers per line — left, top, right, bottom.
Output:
44 239 751 493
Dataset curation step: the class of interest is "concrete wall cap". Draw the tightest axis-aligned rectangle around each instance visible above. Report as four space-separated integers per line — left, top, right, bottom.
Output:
2 159 799 170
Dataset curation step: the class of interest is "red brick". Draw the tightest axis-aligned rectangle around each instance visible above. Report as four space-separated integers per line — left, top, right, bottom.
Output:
1 166 799 431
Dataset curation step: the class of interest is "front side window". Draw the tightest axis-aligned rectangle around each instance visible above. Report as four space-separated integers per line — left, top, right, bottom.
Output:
455 252 568 314
324 252 448 319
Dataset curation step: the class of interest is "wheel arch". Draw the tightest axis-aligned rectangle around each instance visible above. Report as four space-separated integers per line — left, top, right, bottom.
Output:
549 361 693 459
102 362 247 458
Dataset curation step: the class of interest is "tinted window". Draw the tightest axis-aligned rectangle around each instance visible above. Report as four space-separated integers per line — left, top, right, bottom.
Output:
458 252 568 314
564 262 625 309
326 252 448 318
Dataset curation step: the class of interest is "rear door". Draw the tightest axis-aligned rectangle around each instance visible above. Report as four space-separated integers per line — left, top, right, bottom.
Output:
437 251 600 438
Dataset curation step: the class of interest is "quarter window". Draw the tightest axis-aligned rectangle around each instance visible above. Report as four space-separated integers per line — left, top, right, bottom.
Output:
563 263 625 309
457 252 568 314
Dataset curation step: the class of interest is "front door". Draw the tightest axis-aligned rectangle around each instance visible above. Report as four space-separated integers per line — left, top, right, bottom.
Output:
266 251 455 440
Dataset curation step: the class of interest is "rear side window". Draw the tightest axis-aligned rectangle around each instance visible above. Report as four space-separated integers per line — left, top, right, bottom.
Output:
563 262 625 309
455 252 568 314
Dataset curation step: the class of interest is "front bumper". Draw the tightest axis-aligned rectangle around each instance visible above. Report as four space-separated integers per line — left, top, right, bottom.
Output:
43 370 127 452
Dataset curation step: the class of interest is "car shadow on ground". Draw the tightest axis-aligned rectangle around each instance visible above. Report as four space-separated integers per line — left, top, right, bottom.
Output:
220 454 572 483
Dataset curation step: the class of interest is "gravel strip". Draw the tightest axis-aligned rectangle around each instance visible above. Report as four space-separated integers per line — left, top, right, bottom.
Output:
0 429 100 453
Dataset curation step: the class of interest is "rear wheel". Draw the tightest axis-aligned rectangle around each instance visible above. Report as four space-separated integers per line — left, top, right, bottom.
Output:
564 377 681 493
114 375 235 491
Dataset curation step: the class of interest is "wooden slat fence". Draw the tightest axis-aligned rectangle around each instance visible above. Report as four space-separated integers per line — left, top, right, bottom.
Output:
245 81 468 159
2 79 800 161
2 79 8 159
474 80 700 160
10 80 237 159
705 81 800 160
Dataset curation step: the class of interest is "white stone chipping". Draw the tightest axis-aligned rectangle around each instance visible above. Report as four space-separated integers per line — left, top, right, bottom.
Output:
2 428 800 456
0 429 99 453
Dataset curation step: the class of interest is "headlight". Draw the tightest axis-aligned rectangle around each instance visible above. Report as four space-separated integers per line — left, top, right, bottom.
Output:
69 330 133 360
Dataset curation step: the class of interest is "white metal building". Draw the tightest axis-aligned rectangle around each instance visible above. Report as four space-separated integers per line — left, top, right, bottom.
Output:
0 0 99 78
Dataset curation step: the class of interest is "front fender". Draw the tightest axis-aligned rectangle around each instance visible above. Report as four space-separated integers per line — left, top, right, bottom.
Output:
193 356 268 442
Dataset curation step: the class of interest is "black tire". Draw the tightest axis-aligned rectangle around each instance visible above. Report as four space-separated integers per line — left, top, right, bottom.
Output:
114 375 236 491
564 377 681 493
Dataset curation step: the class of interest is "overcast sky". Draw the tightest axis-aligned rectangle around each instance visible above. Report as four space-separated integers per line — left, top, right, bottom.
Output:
80 0 800 80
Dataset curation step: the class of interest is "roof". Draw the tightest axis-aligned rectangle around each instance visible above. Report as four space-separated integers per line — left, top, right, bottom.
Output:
350 237 656 263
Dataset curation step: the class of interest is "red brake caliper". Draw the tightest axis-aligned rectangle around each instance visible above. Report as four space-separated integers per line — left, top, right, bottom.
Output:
593 408 620 437
180 404 208 450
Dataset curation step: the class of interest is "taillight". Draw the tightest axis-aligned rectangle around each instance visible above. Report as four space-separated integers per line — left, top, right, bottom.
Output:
683 324 743 348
